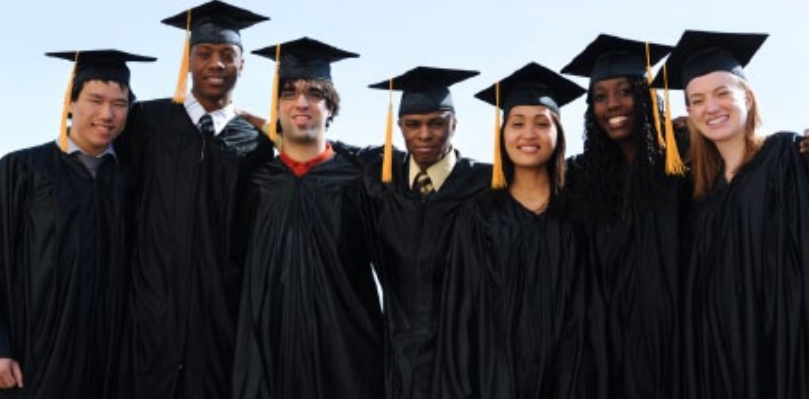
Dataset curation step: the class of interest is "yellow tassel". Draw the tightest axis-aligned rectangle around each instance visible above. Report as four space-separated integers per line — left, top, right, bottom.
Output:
491 82 507 189
172 9 191 104
59 51 80 153
645 42 665 149
265 43 281 146
381 78 394 183
662 63 687 176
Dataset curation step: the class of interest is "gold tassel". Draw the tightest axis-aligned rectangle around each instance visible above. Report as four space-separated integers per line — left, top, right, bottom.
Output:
59 51 80 153
172 9 191 104
646 42 665 149
662 63 686 176
381 78 394 183
265 43 281 146
491 82 507 189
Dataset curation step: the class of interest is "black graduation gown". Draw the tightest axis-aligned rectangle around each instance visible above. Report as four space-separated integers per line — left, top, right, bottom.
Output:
565 156 690 399
684 132 809 399
231 152 384 399
356 147 491 399
0 143 129 399
114 99 274 399
432 191 585 399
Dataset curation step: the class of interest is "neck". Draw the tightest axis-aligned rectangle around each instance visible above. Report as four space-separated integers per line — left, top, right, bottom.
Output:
281 137 327 162
509 165 551 214
714 133 748 181
192 90 232 113
620 140 636 164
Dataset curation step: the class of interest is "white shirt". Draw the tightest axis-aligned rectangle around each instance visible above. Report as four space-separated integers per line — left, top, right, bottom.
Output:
184 93 238 136
408 148 457 192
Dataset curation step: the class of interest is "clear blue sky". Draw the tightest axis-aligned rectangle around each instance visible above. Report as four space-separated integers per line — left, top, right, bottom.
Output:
2 0 807 159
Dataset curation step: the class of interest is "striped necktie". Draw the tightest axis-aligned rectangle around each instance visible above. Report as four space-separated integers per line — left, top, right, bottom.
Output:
198 114 214 139
414 170 435 195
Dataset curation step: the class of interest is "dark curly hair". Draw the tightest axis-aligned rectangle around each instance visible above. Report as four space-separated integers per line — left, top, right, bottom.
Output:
570 75 670 222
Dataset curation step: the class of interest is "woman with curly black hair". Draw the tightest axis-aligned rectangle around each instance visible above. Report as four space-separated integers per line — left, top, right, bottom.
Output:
560 34 690 399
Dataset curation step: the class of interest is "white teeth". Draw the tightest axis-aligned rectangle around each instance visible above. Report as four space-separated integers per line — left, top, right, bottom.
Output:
707 116 727 126
519 146 538 153
608 116 628 127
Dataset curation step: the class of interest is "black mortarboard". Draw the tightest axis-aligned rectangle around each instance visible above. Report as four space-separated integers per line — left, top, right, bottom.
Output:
561 34 673 83
47 50 156 152
474 62 584 188
651 30 768 90
475 62 585 115
162 0 269 46
252 37 359 81
368 67 479 116
46 50 156 87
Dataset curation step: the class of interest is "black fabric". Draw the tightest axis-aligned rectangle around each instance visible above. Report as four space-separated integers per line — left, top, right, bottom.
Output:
198 114 214 139
564 154 691 399
231 151 384 399
0 143 130 399
684 132 809 398
431 191 586 398
113 99 274 399
349 145 491 399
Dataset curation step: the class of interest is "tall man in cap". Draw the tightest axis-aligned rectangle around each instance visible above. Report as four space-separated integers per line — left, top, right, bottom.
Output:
231 37 383 399
0 49 154 399
364 67 491 399
113 1 273 398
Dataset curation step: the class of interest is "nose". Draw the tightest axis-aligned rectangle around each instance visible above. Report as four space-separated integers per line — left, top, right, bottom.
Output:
208 53 225 69
606 92 621 110
294 92 310 108
98 102 114 119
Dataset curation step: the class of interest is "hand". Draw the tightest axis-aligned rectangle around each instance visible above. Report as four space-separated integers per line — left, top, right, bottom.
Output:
0 358 23 389
801 129 809 154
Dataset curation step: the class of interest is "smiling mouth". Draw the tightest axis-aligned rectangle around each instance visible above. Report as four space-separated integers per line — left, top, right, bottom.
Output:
607 116 629 128
706 116 728 127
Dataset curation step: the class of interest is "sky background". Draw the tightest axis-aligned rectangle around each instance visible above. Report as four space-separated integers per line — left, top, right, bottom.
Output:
2 0 807 160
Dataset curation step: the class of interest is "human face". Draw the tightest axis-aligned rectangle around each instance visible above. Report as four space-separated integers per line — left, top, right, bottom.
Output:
504 105 558 170
69 80 129 156
399 110 455 169
686 71 751 145
278 80 332 143
189 43 244 106
591 77 634 143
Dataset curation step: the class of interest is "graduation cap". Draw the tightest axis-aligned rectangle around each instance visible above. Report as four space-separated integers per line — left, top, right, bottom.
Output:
475 62 585 188
366 66 479 183
162 0 269 103
251 37 358 145
368 66 480 116
561 34 672 82
650 30 768 90
47 50 156 153
252 37 359 81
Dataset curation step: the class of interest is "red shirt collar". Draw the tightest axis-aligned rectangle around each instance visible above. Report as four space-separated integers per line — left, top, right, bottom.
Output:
279 143 335 177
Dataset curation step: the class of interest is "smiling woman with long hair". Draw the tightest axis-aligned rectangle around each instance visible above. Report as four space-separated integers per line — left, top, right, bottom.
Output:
658 30 809 399
431 62 589 398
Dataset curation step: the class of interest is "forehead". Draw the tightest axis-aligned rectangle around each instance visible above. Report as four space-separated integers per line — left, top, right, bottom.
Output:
80 79 130 96
191 43 242 53
591 76 632 91
507 104 554 117
685 70 742 94
400 110 453 121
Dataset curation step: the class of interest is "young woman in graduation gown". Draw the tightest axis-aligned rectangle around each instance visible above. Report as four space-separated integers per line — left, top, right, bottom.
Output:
431 62 589 399
659 30 809 399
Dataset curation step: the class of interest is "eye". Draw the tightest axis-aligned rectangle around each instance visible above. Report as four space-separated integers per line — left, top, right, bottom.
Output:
619 88 632 97
279 89 297 101
592 93 607 103
428 119 448 129
305 89 326 102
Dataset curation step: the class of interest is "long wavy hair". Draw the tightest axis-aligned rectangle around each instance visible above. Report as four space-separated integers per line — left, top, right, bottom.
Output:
688 76 762 199
572 75 669 221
